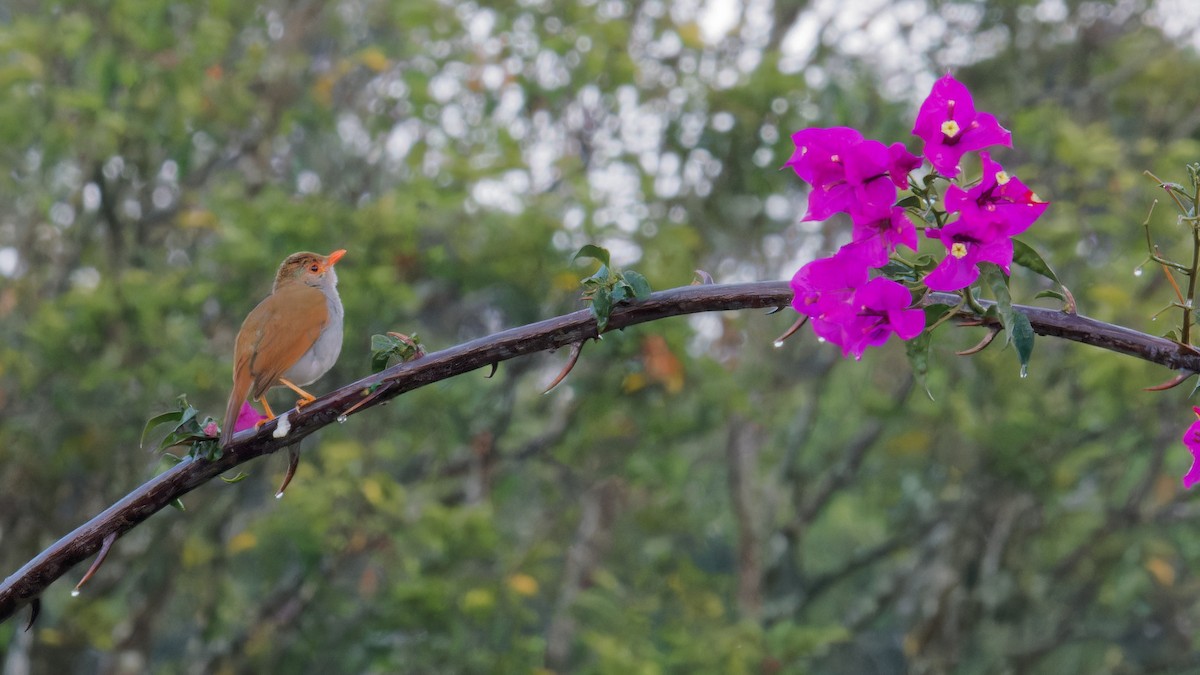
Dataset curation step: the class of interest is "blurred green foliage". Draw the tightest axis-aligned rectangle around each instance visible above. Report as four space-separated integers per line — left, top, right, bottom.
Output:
3 1 1200 673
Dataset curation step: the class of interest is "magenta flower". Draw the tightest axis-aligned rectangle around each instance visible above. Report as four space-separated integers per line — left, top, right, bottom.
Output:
1183 407 1200 489
843 206 919 268
810 277 924 359
912 74 1011 177
790 248 869 320
923 218 1014 291
203 421 219 437
235 401 267 434
785 127 908 222
887 142 921 189
945 153 1048 237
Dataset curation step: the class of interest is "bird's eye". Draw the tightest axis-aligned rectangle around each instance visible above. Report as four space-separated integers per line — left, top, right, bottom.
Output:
310 264 320 273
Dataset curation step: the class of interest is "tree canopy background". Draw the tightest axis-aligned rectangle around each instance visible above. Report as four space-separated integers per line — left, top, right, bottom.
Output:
4 1 1200 673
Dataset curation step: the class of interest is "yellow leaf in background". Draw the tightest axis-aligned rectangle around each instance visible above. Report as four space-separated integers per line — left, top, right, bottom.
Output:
506 573 539 596
460 588 495 612
1145 556 1175 586
359 47 389 72
622 372 647 393
227 531 257 555
884 429 932 458
1086 283 1131 312
312 73 335 107
361 477 385 507
178 208 217 230
677 22 703 48
553 271 580 292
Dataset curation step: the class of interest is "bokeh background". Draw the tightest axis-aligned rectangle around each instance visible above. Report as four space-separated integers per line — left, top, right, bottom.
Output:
4 1 1200 673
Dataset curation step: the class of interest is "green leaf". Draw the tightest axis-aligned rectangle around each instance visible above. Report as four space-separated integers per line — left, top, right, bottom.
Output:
611 283 630 303
1012 312 1035 376
981 263 1015 346
894 194 922 209
1035 290 1066 302
1012 238 1060 284
622 270 652 299
913 254 939 274
141 409 183 448
370 332 423 373
878 261 918 283
585 264 611 287
591 285 612 332
923 303 954 328
573 244 610 268
905 330 934 400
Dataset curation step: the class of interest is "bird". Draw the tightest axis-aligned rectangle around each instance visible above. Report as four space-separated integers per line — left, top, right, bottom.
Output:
220 249 346 447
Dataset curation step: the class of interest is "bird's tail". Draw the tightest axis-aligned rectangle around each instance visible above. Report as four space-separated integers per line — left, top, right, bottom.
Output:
220 368 252 448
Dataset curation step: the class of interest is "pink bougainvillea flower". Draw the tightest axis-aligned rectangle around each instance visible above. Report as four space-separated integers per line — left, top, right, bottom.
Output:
834 277 925 359
808 277 925 359
887 142 921 189
912 74 1012 177
923 218 1013 291
235 401 267 434
843 206 919 268
1182 407 1200 489
785 126 864 185
945 152 1049 237
784 127 900 222
790 248 869 319
203 421 219 437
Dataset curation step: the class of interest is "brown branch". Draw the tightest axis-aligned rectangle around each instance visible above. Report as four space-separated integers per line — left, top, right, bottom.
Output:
2 282 1199 625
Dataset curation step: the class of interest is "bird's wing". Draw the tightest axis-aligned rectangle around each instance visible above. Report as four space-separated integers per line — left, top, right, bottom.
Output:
240 284 329 400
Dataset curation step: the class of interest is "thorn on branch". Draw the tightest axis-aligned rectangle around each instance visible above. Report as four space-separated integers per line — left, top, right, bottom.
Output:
772 316 808 347
275 444 301 499
544 341 586 394
24 598 39 632
1144 371 1196 392
957 325 1002 356
73 531 118 595
1061 285 1077 315
341 382 389 419
486 362 498 379
692 269 714 285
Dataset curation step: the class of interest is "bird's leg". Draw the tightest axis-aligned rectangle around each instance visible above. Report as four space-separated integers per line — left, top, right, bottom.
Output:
256 397 276 429
278 378 318 409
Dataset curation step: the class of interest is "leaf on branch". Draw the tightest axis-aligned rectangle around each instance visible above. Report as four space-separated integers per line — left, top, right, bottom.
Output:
371 332 425 373
573 244 611 268
982 263 1016 347
142 395 223 461
1012 238 1061 285
573 244 654 333
591 285 613 332
1011 312 1035 376
623 270 652 299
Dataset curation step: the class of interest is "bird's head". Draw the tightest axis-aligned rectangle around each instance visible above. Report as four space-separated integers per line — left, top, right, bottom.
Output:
274 249 346 291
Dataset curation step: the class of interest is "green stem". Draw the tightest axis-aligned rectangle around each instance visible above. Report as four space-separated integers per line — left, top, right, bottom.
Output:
962 286 987 315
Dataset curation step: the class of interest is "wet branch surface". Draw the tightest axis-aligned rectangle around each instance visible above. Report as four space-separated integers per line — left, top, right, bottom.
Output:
2 281 1197 625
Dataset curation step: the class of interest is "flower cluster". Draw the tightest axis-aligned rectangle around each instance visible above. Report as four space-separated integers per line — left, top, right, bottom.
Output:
1183 408 1200 489
786 73 1048 358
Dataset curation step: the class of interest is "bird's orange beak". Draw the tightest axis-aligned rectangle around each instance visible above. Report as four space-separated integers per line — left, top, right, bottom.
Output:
326 249 347 266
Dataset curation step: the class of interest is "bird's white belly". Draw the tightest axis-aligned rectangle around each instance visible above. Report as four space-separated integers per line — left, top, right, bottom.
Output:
283 294 343 386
